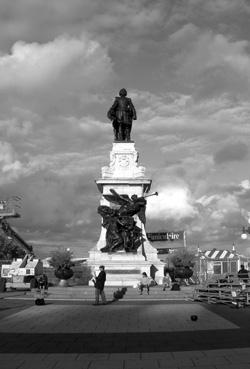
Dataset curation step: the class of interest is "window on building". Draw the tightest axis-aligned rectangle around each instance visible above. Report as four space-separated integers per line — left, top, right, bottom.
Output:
222 262 228 274
213 262 222 275
230 261 237 274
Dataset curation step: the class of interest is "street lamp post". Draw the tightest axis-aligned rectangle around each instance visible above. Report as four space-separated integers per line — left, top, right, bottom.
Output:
240 214 250 239
241 226 250 240
197 247 206 284
240 220 250 270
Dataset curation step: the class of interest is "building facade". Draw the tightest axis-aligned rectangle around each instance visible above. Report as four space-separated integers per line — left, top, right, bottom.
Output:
195 247 250 281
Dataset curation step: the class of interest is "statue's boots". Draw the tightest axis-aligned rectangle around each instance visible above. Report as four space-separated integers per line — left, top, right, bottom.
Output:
125 127 131 141
113 129 119 141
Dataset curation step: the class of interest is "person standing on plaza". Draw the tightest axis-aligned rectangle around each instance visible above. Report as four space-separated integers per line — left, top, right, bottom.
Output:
237 264 249 283
92 265 107 305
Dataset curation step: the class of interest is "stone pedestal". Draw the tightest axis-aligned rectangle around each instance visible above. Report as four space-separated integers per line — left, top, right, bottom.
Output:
88 141 164 286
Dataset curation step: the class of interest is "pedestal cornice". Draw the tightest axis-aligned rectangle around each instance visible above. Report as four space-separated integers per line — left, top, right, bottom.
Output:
95 178 152 194
101 141 146 180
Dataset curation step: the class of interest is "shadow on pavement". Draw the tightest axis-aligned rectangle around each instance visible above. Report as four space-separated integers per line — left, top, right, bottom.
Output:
1 329 250 353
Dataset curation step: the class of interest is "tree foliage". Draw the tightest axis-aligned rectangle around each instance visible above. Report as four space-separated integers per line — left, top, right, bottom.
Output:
48 248 74 270
170 248 196 268
0 234 26 260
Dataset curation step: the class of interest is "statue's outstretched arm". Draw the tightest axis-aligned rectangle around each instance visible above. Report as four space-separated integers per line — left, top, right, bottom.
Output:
107 98 118 120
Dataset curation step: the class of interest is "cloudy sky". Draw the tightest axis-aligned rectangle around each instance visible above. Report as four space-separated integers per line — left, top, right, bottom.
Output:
1 0 250 258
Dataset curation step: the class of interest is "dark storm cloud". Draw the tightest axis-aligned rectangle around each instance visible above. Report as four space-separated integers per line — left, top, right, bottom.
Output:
0 0 250 254
214 142 248 164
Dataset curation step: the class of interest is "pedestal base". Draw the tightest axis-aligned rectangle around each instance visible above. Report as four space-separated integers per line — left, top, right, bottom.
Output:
89 141 165 286
88 249 165 286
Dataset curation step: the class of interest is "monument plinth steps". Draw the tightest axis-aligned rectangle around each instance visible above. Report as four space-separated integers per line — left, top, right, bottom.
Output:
24 285 194 300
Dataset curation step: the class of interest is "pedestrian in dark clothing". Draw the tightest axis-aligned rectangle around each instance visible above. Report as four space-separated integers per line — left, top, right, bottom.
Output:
238 265 249 283
36 273 49 290
92 265 107 305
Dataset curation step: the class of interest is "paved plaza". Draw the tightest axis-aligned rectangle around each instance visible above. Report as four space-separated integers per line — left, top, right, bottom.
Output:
0 289 250 368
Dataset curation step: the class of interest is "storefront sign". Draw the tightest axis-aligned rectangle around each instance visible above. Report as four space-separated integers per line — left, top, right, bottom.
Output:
146 231 184 242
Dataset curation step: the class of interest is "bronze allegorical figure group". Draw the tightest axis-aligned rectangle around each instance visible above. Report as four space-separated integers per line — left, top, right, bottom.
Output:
98 189 147 253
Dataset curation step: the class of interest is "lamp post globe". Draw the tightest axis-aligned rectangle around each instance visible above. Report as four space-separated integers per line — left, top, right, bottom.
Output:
241 233 248 240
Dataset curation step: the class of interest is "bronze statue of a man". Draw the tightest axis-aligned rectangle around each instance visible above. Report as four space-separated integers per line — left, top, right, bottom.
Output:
107 88 137 142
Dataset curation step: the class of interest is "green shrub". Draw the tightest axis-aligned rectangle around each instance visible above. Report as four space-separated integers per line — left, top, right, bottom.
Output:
48 248 73 270
170 248 196 268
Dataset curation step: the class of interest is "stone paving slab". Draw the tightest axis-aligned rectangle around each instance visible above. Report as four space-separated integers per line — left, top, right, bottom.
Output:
0 349 250 369
0 303 238 333
0 299 250 368
1 301 250 354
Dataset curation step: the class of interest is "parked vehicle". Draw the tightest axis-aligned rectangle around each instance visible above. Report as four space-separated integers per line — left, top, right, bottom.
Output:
0 219 43 290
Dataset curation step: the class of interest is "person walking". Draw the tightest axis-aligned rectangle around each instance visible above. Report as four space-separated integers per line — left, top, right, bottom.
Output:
92 265 107 305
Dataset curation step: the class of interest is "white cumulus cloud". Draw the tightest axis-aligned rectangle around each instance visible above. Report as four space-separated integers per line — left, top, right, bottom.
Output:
0 35 113 92
0 141 23 184
147 186 197 220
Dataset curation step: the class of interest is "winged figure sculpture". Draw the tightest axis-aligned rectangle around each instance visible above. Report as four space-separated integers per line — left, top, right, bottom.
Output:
103 189 147 224
98 189 148 253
